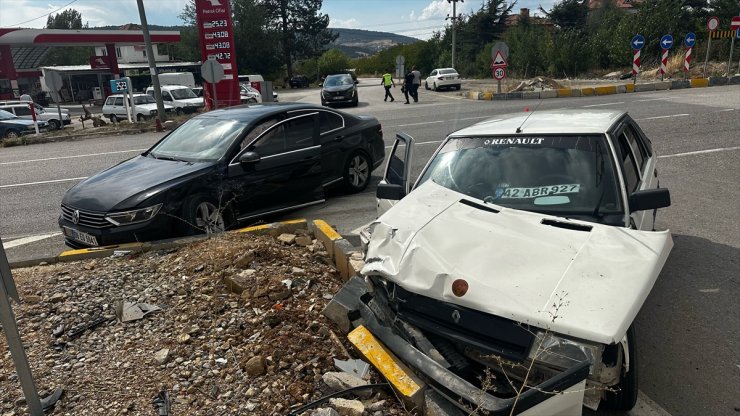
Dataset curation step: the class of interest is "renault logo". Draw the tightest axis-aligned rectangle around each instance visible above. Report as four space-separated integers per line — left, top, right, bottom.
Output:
72 210 80 224
451 309 461 324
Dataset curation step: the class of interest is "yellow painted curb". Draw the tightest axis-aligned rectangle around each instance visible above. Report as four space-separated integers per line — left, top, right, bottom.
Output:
481 92 493 100
690 78 709 88
595 86 617 95
581 87 595 96
58 242 144 258
556 88 572 98
236 218 306 234
312 219 342 241
348 325 425 398
625 84 635 93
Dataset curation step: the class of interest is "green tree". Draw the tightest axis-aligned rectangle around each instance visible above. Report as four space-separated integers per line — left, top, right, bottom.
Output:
539 0 589 29
318 48 350 75
504 21 550 77
41 9 93 66
232 0 282 78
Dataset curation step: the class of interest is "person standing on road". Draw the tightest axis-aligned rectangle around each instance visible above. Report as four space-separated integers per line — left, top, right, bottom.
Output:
381 70 395 102
411 66 421 103
402 69 414 104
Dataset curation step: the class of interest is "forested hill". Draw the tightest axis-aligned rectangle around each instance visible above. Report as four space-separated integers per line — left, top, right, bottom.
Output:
329 28 419 57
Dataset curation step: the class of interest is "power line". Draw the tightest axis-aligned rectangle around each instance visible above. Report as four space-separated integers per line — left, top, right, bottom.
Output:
7 0 79 27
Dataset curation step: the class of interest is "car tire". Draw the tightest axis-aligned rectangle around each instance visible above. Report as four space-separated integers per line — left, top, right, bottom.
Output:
175 108 183 116
109 114 118 123
425 82 430 90
343 151 371 193
181 196 232 236
48 119 61 130
137 114 146 122
352 97 359 107
4 129 20 140
604 325 638 410
247 98 258 104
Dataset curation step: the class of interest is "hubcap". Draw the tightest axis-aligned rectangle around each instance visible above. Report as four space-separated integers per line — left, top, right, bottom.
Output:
194 201 225 234
348 155 369 188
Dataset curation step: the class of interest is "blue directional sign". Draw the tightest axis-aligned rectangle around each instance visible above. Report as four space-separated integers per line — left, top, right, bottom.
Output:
109 79 128 93
684 32 696 48
631 34 646 50
660 34 674 49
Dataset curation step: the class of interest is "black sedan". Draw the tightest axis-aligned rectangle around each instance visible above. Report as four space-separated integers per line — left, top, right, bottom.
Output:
58 103 385 248
321 74 358 107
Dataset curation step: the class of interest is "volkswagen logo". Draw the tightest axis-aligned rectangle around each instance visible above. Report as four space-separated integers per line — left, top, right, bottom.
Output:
72 210 80 225
451 309 461 324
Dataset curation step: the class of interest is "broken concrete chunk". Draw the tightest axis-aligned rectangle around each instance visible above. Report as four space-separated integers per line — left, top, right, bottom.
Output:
322 372 371 398
333 358 370 379
223 274 250 295
277 233 297 245
154 348 170 365
235 251 256 268
49 293 66 303
177 333 191 344
328 398 364 416
310 408 339 416
268 286 291 301
295 236 313 247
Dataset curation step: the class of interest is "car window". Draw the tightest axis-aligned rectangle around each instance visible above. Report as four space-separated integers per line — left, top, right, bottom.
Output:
114 97 123 106
0 109 17 120
149 117 247 162
616 133 640 192
324 75 353 87
163 92 172 101
386 140 408 187
319 111 343 134
440 69 457 75
14 106 31 116
170 88 197 99
430 70 437 76
134 95 156 105
105 97 115 106
239 117 281 151
624 125 647 170
251 115 315 157
417 135 623 222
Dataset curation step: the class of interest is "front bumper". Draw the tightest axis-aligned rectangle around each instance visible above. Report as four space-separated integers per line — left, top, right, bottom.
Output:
324 276 590 415
58 212 174 248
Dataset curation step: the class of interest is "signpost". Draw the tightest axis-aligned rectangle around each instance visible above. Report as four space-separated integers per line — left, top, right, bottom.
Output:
490 50 508 93
196 0 239 109
728 16 740 75
684 32 696 79
659 34 673 80
109 78 132 122
704 16 720 76
201 59 225 109
631 35 645 84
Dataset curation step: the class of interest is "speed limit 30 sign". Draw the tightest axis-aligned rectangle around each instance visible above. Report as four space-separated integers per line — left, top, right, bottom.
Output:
493 67 506 80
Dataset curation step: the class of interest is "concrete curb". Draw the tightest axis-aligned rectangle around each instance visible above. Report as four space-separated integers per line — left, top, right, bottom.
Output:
463 77 738 101
308 219 364 281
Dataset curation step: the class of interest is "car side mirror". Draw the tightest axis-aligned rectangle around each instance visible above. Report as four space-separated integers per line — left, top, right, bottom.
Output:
629 188 670 212
239 151 261 164
376 183 405 200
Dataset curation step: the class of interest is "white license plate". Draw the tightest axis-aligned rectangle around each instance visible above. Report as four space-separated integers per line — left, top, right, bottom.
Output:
333 96 344 100
63 226 99 246
501 184 580 199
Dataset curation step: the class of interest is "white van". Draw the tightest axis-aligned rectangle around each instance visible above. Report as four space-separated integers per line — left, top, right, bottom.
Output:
145 85 204 115
237 74 264 84
158 72 196 88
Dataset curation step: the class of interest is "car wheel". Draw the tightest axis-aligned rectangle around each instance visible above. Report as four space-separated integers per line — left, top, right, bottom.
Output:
175 108 183 116
352 97 359 107
604 325 638 410
343 151 371 193
247 98 258 104
182 197 231 236
48 119 61 130
4 129 20 140
109 114 118 123
425 82 430 90
136 113 146 122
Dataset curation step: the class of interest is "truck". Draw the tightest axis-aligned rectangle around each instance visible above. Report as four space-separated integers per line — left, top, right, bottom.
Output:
158 72 196 88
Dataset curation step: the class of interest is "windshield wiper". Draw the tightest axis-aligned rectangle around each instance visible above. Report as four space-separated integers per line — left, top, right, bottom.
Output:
151 154 185 162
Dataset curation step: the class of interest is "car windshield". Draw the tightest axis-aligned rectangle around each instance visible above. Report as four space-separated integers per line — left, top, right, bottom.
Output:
133 95 156 105
439 69 457 75
170 88 198 99
0 109 17 120
324 75 352 87
148 117 247 162
417 135 623 223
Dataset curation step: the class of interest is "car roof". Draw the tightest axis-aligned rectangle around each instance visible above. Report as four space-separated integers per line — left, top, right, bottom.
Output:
195 102 342 122
107 93 149 97
449 109 626 136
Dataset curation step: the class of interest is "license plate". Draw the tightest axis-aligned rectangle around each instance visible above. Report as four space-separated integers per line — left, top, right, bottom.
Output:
500 184 580 199
333 96 344 100
63 226 99 246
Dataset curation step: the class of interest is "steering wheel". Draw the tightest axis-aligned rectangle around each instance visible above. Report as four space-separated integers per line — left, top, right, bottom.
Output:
540 174 576 184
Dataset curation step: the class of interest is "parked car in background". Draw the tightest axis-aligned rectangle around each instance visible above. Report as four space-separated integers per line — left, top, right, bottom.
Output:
0 109 49 140
145 85 204 115
289 75 310 88
0 102 71 130
321 73 358 107
158 72 196 88
191 87 204 97
424 67 461 91
240 84 261 104
357 110 672 413
58 103 385 248
102 94 174 122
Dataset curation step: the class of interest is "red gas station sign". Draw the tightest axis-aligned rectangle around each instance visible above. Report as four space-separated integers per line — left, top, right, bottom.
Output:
195 0 239 108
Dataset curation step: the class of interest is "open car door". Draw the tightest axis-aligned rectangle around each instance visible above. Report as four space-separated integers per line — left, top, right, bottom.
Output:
376 132 414 216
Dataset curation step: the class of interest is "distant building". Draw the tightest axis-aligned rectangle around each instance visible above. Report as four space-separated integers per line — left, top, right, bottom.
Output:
94 24 173 64
505 8 555 28
588 0 642 13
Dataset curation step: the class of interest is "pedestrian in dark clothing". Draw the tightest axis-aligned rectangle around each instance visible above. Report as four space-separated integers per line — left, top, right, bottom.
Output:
381 71 395 102
411 66 421 102
402 70 414 104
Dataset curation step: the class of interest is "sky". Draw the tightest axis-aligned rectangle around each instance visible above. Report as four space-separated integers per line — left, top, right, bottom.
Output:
0 0 557 40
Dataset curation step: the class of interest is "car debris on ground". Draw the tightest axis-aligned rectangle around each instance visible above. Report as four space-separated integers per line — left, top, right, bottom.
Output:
0 231 405 415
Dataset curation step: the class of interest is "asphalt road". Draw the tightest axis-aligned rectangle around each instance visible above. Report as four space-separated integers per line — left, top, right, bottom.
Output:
1 80 738 415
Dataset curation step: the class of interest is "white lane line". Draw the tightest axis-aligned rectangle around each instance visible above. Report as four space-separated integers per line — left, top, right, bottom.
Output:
637 113 690 120
632 391 672 416
458 115 495 121
717 108 735 112
659 146 740 159
384 140 443 149
394 120 445 127
637 98 675 102
3 232 62 249
0 177 87 189
582 102 624 107
0 149 146 166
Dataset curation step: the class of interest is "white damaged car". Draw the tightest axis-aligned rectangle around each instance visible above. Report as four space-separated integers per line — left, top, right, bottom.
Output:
333 110 672 415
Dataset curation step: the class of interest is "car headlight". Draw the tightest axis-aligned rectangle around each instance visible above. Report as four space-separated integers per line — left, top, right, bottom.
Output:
105 203 162 226
529 331 602 375
150 110 157 115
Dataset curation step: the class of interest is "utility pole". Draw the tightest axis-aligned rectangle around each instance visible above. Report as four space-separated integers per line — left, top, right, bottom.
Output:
447 0 463 69
136 0 166 126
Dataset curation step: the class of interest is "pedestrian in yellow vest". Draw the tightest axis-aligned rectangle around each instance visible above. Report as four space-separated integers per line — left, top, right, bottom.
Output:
381 71 395 102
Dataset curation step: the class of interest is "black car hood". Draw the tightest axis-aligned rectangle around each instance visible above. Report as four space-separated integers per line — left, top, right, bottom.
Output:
63 155 213 212
323 85 354 93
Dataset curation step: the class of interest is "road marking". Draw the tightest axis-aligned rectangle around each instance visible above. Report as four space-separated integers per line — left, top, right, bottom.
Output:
0 177 87 189
458 115 494 121
582 102 625 107
637 113 690 120
2 232 62 249
659 146 740 159
637 98 675 102
0 149 147 166
395 120 445 127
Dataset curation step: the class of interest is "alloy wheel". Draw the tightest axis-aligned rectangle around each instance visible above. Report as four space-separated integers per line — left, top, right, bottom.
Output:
194 201 226 234
348 154 369 189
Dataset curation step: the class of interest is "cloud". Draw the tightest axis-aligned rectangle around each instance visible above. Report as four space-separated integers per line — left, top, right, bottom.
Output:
417 0 450 21
330 17 360 28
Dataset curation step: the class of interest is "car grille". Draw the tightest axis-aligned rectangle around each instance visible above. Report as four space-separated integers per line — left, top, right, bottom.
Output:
61 204 112 229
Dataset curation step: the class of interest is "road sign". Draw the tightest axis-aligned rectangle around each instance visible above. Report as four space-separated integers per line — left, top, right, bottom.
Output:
660 34 674 49
684 46 692 73
396 55 405 65
707 16 719 32
109 79 128 93
632 49 641 76
44 71 63 91
201 59 225 83
660 49 669 76
491 41 509 59
731 16 740 30
631 34 645 50
491 50 508 67
684 32 696 48
493 67 506 80
710 30 737 39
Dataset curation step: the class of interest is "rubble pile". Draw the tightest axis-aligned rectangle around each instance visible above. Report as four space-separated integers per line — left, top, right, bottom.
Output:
509 77 564 92
0 231 404 415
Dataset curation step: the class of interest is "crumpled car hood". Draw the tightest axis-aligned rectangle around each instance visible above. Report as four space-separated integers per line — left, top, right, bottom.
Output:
362 181 673 344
